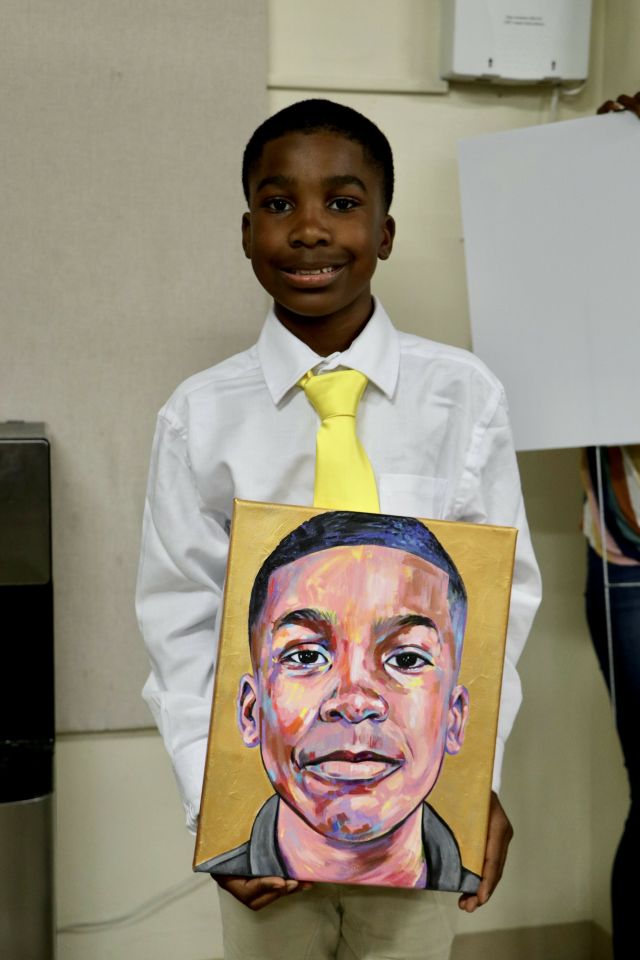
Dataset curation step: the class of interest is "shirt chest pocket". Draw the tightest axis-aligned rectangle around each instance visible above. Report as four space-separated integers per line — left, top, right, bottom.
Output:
378 473 448 520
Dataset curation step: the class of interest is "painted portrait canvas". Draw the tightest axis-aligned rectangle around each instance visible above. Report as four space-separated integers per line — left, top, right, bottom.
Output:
194 500 516 893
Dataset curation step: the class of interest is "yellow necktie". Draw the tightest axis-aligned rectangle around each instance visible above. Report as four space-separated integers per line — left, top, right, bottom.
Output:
300 369 380 512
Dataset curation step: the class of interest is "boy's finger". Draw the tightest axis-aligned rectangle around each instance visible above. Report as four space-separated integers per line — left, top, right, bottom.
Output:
246 876 288 897
457 871 493 912
247 890 288 911
215 874 287 906
246 879 306 911
458 891 479 912
457 793 512 913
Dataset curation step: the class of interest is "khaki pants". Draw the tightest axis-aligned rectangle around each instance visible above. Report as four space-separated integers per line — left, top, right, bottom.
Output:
218 883 457 960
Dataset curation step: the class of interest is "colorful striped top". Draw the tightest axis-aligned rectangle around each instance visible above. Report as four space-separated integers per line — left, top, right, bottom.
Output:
581 445 640 565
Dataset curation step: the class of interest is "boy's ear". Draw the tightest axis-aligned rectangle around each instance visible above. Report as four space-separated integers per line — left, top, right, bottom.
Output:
241 212 252 259
237 673 260 747
377 214 396 261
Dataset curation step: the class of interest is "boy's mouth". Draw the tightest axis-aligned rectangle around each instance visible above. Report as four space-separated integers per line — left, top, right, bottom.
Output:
280 264 345 286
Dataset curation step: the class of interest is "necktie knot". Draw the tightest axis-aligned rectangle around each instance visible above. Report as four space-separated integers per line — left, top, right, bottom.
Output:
299 369 367 422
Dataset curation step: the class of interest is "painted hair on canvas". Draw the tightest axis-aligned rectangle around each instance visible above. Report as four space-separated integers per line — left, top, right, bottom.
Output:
248 511 467 656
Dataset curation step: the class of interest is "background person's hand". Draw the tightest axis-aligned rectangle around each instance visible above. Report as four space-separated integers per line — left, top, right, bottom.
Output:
457 791 513 913
597 91 640 117
214 874 313 911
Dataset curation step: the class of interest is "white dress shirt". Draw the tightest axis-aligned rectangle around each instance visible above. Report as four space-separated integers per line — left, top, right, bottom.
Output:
136 300 541 833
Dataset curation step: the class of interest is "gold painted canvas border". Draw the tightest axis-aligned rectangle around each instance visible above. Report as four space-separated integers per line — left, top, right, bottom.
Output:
194 500 516 880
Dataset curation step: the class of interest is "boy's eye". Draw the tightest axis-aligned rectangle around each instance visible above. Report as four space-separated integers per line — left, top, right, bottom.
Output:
263 197 293 213
328 197 359 212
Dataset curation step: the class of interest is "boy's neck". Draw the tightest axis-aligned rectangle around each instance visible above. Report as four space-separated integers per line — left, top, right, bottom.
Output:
274 294 375 357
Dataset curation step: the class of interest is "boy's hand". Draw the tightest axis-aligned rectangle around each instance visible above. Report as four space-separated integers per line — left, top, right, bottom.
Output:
457 792 513 913
597 91 640 117
214 874 313 911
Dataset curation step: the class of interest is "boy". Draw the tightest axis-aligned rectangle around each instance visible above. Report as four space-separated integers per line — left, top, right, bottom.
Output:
137 99 541 959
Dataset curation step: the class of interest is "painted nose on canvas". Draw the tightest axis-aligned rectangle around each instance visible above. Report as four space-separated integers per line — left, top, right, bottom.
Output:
318 659 389 724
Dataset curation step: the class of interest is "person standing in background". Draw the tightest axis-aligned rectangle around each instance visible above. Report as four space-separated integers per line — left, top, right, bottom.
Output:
582 85 640 960
582 446 640 960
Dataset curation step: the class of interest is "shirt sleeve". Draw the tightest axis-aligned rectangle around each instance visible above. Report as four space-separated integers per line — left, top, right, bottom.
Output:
453 386 542 794
136 409 230 833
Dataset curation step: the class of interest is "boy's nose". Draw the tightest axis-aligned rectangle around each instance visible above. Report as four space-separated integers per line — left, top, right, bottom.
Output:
288 206 332 247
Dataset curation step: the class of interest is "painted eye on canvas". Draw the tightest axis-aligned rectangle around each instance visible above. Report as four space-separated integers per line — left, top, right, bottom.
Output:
280 645 331 671
384 646 434 674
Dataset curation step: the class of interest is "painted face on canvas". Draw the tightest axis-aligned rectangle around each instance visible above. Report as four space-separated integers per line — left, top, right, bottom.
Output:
238 544 469 843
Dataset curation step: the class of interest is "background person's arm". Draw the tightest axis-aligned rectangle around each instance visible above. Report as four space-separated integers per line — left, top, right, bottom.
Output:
597 91 640 116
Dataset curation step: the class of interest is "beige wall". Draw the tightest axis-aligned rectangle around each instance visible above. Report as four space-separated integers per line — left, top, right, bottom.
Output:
0 0 267 732
26 0 633 955
56 732 224 960
603 0 640 96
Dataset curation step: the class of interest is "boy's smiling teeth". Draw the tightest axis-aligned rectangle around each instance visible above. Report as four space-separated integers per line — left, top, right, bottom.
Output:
290 266 339 275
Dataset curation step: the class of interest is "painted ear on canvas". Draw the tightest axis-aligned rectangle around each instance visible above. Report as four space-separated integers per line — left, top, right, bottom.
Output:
194 502 516 893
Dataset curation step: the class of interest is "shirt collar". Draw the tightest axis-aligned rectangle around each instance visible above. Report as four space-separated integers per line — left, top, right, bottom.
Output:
256 298 400 405
249 794 286 877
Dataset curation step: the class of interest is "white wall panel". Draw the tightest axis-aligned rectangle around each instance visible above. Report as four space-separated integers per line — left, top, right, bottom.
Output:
269 0 447 93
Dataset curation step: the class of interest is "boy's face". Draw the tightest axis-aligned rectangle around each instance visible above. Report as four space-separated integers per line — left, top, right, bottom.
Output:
242 131 395 334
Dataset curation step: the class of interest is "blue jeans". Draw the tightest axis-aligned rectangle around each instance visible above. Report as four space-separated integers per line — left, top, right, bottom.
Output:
585 546 640 958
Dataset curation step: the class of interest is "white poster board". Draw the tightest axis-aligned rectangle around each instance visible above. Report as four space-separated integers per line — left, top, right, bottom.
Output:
458 112 640 452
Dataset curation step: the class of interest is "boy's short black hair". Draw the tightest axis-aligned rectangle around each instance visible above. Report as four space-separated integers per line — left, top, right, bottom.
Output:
242 99 394 212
